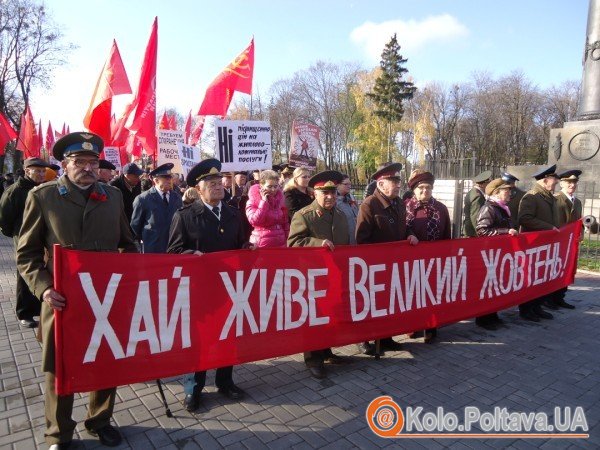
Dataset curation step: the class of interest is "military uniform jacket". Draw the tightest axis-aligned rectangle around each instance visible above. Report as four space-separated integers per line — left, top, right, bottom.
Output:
167 201 246 254
109 174 142 224
15 175 136 372
463 186 486 237
131 186 182 253
355 189 410 244
507 187 525 228
518 183 559 231
0 176 37 238
287 200 349 247
555 191 583 227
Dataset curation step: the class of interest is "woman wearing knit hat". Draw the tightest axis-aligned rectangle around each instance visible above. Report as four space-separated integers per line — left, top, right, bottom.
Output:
475 178 519 330
405 169 451 344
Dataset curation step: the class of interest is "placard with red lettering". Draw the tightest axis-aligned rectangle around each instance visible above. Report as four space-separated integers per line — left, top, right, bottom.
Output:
53 222 581 394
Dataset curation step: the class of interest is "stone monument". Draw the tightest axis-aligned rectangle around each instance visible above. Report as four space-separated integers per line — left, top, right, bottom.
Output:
547 0 600 181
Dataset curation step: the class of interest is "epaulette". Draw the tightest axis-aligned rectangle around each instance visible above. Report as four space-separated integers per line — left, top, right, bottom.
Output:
299 205 315 215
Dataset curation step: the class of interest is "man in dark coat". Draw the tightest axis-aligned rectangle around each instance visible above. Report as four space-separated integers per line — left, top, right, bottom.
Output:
131 163 182 253
502 172 526 228
0 157 49 328
355 163 419 354
109 162 143 224
287 170 351 379
16 132 137 448
517 165 560 321
97 159 115 183
551 169 583 310
167 158 247 412
463 170 492 237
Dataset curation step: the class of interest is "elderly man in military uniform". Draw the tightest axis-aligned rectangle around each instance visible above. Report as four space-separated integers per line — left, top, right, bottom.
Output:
109 162 143 225
97 159 116 183
517 165 561 322
16 132 137 449
167 158 248 412
549 169 583 310
463 170 492 237
0 157 49 328
501 172 526 228
287 170 351 379
355 163 419 354
131 163 182 253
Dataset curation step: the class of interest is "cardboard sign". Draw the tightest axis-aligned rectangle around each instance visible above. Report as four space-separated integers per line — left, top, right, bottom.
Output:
157 130 185 173
214 120 272 172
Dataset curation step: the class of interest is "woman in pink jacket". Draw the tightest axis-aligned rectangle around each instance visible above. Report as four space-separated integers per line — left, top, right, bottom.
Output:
246 170 290 247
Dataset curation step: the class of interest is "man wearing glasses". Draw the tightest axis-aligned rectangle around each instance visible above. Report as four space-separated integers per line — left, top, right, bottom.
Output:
0 157 49 328
16 132 137 449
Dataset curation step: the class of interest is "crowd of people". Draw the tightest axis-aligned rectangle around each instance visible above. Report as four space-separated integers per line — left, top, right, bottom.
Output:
0 131 583 449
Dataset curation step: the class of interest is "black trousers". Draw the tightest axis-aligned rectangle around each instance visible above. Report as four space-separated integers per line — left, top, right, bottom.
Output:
184 366 234 395
16 269 40 320
304 348 333 367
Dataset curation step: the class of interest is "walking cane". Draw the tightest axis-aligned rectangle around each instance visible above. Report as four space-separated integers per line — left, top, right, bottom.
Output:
156 379 173 418
140 240 173 418
374 339 381 360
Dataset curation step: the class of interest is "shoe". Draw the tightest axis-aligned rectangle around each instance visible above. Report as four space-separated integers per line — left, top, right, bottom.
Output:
520 311 540 322
324 354 352 365
379 338 403 351
476 321 498 331
543 300 560 310
532 306 553 320
555 299 575 309
19 318 38 328
48 443 71 450
183 390 201 412
357 342 384 357
218 384 246 400
86 424 122 447
424 329 437 344
307 365 326 379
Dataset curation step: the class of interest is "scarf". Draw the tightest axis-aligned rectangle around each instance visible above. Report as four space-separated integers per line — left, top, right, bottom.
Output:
490 196 511 217
405 196 442 241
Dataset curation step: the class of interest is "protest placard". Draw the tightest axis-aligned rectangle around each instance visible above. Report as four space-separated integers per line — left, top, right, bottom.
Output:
214 120 271 172
177 142 201 177
103 147 122 171
157 129 185 173
289 120 319 169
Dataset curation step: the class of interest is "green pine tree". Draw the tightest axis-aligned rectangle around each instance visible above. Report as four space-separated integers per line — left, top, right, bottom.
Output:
367 34 416 161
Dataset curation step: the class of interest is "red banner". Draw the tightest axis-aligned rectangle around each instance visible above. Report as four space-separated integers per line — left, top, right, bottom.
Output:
53 222 581 395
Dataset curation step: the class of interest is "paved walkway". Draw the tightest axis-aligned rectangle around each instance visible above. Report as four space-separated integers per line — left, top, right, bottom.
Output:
0 234 598 449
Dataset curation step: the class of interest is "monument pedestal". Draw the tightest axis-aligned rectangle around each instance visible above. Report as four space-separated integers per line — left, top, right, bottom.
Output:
548 119 600 182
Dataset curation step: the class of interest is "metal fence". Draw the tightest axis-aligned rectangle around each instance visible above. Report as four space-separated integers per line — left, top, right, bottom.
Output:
348 176 600 272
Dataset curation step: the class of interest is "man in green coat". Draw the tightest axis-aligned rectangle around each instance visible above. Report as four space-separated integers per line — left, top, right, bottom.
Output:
288 170 350 379
551 169 583 310
502 172 526 228
517 165 560 322
16 132 137 449
463 170 492 237
0 157 49 328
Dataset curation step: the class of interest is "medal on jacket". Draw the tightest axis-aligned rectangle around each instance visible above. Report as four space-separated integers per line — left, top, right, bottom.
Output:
388 217 395 224
220 228 224 234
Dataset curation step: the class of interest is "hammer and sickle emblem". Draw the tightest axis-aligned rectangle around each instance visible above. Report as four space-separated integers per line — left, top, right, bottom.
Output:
225 50 250 78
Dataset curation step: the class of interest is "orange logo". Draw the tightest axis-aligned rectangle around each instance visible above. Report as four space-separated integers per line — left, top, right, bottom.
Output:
225 50 251 78
366 396 404 437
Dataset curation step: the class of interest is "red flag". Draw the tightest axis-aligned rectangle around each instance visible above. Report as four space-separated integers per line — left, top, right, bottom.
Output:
56 122 67 140
0 111 17 156
198 38 254 116
16 106 39 158
158 111 169 129
126 17 158 157
37 120 43 151
66 125 70 134
168 113 177 130
190 116 205 146
46 122 55 151
184 111 192 144
83 40 132 142
124 132 143 158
